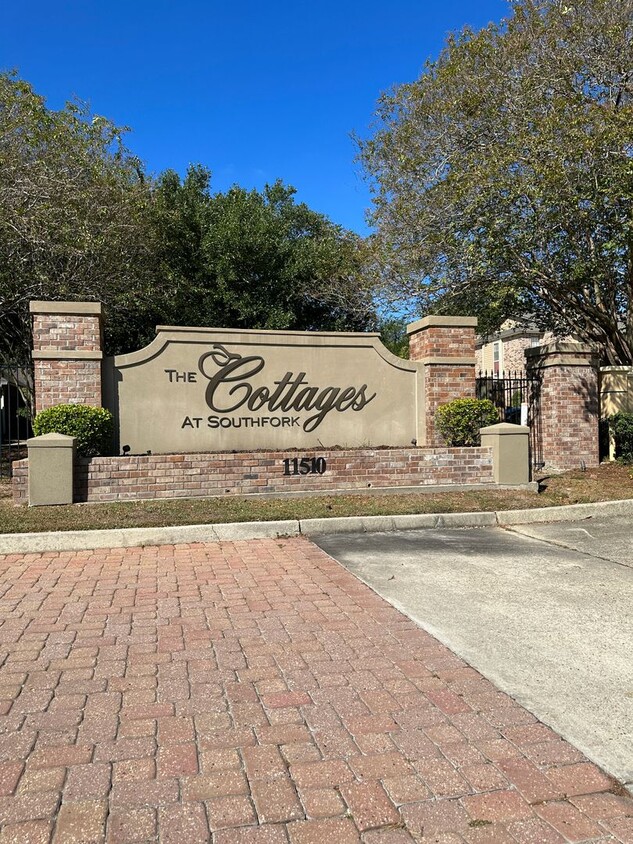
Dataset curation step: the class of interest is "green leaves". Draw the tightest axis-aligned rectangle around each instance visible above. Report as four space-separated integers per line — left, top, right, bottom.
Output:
124 170 375 348
33 405 114 457
436 399 500 447
608 412 633 463
359 0 633 363
1 72 375 363
0 71 153 362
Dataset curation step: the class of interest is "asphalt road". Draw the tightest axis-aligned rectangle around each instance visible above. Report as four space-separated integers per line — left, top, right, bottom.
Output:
314 516 633 789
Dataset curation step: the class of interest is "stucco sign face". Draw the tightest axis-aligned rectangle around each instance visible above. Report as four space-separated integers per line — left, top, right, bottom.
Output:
196 343 377 434
105 327 423 454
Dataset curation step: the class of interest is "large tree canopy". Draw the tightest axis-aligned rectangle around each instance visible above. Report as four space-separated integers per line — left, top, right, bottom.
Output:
0 72 375 362
108 168 375 353
0 71 154 362
359 0 633 363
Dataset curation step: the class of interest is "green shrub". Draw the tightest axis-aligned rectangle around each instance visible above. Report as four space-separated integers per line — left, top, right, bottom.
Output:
33 404 114 457
609 412 633 463
435 398 500 447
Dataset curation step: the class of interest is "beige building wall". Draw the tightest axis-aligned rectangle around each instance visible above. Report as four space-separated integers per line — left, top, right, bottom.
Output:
600 366 633 460
477 342 495 372
600 367 633 417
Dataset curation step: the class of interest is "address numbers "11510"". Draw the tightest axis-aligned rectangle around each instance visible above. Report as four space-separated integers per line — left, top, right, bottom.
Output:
282 457 327 476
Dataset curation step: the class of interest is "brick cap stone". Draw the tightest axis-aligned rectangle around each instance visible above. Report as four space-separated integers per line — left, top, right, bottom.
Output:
526 340 599 368
30 300 103 316
418 356 476 366
407 315 478 335
27 433 76 449
480 423 529 436
525 339 594 357
33 350 103 361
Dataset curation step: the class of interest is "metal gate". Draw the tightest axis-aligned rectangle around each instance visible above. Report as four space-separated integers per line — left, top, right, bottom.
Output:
0 361 32 478
476 370 544 472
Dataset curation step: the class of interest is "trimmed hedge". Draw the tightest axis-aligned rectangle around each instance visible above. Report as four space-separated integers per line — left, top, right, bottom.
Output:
609 412 633 463
33 404 114 457
436 398 500 447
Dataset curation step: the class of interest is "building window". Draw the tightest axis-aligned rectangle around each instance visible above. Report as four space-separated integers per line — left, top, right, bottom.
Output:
493 341 501 374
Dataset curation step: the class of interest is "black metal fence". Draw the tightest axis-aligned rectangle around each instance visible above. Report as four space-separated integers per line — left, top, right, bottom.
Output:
0 361 32 478
476 370 544 472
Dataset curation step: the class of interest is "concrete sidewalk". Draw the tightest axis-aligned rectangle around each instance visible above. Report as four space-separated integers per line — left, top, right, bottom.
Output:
0 537 631 842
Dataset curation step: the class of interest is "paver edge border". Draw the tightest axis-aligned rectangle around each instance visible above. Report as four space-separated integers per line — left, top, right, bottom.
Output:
1 497 633 553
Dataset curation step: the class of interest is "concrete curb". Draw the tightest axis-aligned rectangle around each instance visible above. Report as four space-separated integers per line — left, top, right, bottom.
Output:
1 498 633 554
0 521 300 554
299 511 498 535
496 497 633 525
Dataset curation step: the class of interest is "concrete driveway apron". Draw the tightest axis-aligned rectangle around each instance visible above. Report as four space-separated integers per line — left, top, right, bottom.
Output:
315 521 633 790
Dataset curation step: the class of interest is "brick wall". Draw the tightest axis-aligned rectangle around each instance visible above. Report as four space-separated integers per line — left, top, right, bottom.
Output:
32 359 103 411
409 325 476 361
502 337 534 371
11 463 27 505
12 446 494 505
30 302 103 413
407 316 478 447
526 342 599 471
32 311 102 353
501 333 553 371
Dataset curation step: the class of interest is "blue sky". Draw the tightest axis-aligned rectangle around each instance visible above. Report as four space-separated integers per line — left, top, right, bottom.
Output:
2 0 509 235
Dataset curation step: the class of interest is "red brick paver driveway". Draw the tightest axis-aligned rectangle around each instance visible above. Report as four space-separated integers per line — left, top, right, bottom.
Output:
0 537 630 843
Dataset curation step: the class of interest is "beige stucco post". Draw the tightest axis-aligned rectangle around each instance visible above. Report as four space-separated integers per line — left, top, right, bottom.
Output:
600 367 633 460
30 301 104 413
407 316 477 446
600 367 633 416
525 341 599 471
480 422 530 485
27 433 76 506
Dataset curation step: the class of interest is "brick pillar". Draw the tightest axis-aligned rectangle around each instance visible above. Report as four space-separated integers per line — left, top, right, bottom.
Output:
407 316 477 446
525 341 599 472
30 301 103 414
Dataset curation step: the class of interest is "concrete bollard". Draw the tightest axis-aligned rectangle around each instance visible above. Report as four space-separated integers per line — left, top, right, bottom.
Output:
27 433 76 506
480 422 530 485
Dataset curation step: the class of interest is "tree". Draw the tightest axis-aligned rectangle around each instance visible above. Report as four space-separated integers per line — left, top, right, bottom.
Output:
202 179 374 333
103 164 212 354
0 71 154 363
1 72 375 365
107 168 375 352
359 0 633 363
378 318 409 358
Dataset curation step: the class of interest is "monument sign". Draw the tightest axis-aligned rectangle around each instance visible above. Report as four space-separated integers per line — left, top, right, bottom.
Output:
105 326 424 454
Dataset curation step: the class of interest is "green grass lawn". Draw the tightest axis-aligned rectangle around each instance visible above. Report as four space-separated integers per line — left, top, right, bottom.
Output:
1 462 632 534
